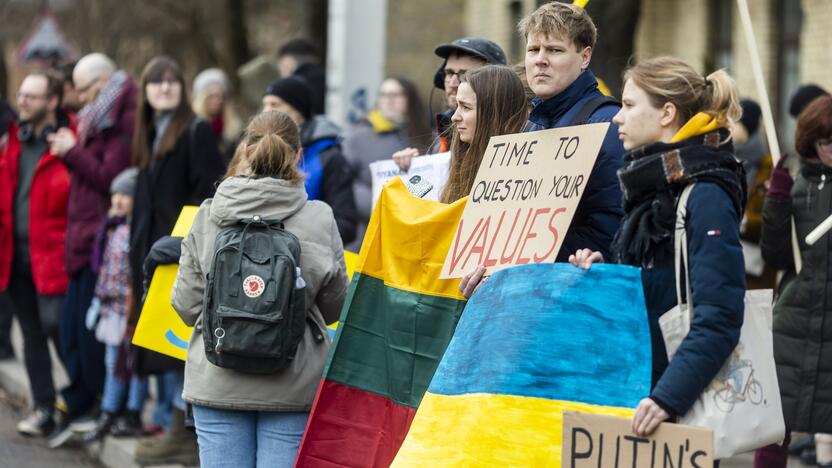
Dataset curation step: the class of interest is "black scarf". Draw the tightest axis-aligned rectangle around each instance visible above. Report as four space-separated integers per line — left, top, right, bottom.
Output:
612 129 747 267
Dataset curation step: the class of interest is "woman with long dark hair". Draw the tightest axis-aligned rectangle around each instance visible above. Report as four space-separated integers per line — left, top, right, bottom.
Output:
441 65 528 203
342 76 432 250
129 55 225 466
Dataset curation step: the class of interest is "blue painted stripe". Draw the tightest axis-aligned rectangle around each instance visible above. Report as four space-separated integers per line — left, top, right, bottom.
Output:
165 329 189 350
428 263 651 409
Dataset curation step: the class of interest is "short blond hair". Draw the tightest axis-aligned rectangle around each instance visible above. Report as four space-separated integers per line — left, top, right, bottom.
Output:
518 2 597 49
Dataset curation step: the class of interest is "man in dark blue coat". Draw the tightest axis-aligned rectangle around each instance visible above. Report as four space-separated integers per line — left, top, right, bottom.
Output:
521 2 624 262
459 3 624 299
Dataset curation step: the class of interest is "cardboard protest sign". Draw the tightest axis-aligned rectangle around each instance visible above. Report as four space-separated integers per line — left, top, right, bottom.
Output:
440 123 609 278
369 151 451 207
562 412 714 468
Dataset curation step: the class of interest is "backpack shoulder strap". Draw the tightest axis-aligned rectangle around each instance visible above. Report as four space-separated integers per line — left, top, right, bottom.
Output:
570 95 620 126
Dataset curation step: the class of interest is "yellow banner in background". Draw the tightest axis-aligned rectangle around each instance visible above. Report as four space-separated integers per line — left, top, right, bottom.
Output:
171 206 199 237
132 206 200 361
132 263 192 360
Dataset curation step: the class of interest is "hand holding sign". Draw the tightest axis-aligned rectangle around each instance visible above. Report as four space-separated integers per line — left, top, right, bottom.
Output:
440 123 609 278
562 412 713 468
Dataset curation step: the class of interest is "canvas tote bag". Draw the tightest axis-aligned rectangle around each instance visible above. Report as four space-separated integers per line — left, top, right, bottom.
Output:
658 183 785 459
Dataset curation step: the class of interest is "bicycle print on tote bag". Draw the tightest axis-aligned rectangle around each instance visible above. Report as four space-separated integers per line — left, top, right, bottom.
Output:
659 184 785 459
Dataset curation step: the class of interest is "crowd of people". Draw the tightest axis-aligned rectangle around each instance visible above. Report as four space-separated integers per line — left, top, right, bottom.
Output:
0 2 831 467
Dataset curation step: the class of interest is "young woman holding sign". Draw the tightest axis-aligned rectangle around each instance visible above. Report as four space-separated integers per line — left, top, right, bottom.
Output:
441 65 529 203
568 56 747 444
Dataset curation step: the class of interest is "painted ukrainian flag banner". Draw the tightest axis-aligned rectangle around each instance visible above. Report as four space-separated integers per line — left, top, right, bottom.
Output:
392 263 652 467
295 178 469 468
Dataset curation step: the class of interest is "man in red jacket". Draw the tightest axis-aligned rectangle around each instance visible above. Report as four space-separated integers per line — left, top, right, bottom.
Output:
46 53 137 447
0 71 75 436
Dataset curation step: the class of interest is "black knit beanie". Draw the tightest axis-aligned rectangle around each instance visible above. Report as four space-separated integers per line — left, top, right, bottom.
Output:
265 77 313 119
739 99 761 136
789 84 830 118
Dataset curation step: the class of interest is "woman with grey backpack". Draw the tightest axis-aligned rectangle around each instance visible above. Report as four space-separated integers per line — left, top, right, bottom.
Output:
171 110 349 467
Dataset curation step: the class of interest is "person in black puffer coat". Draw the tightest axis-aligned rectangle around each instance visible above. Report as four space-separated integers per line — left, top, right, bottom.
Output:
758 95 832 468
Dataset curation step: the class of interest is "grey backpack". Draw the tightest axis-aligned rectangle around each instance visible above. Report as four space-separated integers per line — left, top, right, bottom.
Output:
202 216 306 374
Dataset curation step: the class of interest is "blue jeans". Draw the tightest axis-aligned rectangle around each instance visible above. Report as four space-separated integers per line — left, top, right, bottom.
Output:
152 370 185 428
192 405 309 468
101 345 148 414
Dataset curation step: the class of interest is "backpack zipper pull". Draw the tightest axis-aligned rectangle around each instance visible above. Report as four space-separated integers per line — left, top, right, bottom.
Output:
295 267 306 289
214 320 226 353
820 174 826 191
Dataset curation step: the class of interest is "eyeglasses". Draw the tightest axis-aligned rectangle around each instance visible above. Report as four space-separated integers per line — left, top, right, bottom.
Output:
16 92 47 102
444 69 467 83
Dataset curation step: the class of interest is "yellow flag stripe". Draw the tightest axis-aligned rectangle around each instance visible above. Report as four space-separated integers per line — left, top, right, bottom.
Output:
393 392 634 467
355 178 468 300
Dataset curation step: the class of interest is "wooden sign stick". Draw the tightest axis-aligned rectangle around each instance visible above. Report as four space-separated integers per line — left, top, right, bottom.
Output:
736 0 804 270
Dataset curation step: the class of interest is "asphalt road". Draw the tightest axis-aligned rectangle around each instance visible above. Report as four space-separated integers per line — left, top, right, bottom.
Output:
0 389 100 468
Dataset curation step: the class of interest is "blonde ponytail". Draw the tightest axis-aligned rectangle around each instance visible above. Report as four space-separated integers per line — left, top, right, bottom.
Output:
624 56 741 131
702 69 742 129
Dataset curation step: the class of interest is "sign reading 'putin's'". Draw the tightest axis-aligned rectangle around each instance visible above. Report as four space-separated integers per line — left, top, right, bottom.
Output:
440 123 609 278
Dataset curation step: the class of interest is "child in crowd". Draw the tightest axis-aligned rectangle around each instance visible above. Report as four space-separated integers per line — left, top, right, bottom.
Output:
80 167 148 442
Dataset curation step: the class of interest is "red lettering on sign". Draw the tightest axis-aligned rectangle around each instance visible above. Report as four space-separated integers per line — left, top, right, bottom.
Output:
534 207 567 262
500 208 533 265
462 216 491 272
483 210 506 267
447 218 484 275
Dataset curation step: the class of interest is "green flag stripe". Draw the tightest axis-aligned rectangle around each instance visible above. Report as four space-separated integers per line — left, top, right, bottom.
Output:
324 273 466 408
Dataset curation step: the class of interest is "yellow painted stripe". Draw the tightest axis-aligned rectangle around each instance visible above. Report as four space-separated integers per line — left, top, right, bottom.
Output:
392 392 634 467
356 178 468 300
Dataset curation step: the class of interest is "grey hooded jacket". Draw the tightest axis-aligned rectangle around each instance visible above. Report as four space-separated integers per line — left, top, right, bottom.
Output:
172 176 348 411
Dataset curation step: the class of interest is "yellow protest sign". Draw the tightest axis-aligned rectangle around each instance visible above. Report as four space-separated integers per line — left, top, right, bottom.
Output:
440 124 608 278
171 205 199 237
132 264 192 360
132 206 200 360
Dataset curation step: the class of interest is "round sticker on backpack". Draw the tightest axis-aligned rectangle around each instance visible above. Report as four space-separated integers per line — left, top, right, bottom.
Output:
243 275 266 298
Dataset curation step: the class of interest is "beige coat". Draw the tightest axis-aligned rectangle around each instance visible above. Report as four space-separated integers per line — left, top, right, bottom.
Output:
172 176 348 411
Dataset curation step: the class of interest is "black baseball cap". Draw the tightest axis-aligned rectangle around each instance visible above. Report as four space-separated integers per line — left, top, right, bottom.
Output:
434 37 507 66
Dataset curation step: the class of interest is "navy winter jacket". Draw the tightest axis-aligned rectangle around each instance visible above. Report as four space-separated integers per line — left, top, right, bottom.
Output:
643 182 745 417
526 70 624 261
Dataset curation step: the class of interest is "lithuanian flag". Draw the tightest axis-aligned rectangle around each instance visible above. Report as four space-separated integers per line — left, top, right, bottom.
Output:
392 263 652 467
295 178 468 467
